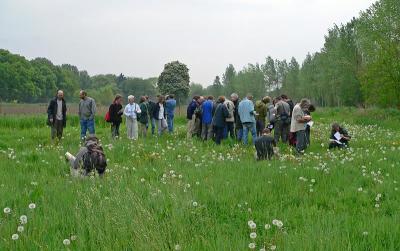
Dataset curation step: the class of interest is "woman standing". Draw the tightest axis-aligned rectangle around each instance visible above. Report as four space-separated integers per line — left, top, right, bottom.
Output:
124 95 141 140
212 96 230 145
109 94 123 139
138 96 149 138
153 95 167 136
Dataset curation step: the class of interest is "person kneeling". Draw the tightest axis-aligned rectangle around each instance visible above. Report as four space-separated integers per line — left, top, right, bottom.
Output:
254 128 277 160
329 123 351 149
66 136 107 177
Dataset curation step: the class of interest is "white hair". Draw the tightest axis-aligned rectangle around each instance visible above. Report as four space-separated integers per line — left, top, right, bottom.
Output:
128 95 135 101
230 93 238 99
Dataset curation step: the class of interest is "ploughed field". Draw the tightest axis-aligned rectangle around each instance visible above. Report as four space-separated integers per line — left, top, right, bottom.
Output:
0 108 399 250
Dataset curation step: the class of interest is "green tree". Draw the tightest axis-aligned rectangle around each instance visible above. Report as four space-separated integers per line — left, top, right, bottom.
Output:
157 61 190 104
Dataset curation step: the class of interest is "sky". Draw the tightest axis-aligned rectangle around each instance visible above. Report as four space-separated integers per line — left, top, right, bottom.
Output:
0 0 376 86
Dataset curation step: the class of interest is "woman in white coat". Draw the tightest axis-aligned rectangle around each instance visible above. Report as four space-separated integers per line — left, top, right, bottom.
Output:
124 95 141 140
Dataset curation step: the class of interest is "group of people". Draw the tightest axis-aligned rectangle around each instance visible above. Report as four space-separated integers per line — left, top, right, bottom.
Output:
47 89 351 176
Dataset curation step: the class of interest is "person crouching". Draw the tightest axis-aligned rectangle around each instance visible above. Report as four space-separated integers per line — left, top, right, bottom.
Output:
254 128 277 160
65 136 107 177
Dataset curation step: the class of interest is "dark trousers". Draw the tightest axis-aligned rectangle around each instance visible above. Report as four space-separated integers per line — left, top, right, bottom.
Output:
51 119 64 140
256 120 265 136
329 140 349 149
225 122 235 139
214 126 225 145
111 123 120 139
274 120 289 143
305 126 311 146
296 130 307 153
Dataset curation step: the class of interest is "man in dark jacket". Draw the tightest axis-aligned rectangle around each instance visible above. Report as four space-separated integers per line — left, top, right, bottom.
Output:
146 96 157 135
212 96 230 145
47 90 67 140
186 96 199 139
231 93 242 141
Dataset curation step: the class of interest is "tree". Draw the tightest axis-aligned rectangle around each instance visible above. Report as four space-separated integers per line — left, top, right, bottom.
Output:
157 61 190 104
222 64 236 95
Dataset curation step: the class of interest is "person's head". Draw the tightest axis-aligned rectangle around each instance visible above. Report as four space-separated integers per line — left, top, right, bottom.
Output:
168 94 174 99
262 128 271 135
299 98 311 109
207 95 214 100
85 135 99 145
246 94 253 100
276 96 282 101
79 90 87 99
113 94 122 104
56 90 64 100
158 95 165 103
217 96 225 103
281 94 288 101
308 104 316 112
193 95 200 101
128 95 135 104
198 96 205 104
331 123 340 132
262 96 271 104
139 96 146 103
230 93 239 102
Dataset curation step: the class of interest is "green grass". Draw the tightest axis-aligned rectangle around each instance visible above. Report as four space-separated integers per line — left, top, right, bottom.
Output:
0 108 399 250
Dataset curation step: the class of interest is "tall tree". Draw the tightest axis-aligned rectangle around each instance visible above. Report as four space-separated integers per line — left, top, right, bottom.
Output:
157 61 190 104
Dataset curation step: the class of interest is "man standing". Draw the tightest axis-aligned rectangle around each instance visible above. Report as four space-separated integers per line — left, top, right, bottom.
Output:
231 93 242 141
201 96 214 140
186 96 199 139
47 90 67 141
146 96 157 135
78 90 96 140
238 94 257 145
274 96 291 143
165 94 177 133
290 99 312 154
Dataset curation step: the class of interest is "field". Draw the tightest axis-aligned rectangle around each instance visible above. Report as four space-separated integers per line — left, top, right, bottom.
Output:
0 108 399 250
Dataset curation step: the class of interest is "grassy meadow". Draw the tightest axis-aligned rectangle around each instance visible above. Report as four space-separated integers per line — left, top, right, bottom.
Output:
0 107 399 250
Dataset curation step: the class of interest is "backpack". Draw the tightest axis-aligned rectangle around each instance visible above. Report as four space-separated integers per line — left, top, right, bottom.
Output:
280 111 291 125
82 144 107 175
105 111 111 123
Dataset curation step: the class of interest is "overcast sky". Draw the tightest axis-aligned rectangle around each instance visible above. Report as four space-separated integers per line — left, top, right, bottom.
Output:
0 0 375 86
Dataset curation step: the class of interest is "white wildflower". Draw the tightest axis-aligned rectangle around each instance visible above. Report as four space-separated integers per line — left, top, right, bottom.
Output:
29 203 36 209
3 207 11 214
63 239 71 245
17 226 24 232
250 232 257 239
249 242 256 249
12 234 19 240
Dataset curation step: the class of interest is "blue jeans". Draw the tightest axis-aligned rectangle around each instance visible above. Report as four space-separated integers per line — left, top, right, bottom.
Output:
242 122 256 145
167 114 174 133
80 119 95 139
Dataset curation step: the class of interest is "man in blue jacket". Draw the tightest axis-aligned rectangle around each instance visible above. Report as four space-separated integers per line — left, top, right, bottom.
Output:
165 94 177 133
238 94 257 145
201 96 214 140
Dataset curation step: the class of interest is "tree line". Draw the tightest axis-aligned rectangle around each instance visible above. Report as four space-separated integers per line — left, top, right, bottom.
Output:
0 0 398 107
192 0 399 108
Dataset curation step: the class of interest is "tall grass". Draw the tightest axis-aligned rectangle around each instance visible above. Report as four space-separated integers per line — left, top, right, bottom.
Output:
0 108 399 250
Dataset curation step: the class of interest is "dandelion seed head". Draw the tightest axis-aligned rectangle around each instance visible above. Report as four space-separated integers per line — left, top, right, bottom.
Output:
63 239 71 245
11 233 19 240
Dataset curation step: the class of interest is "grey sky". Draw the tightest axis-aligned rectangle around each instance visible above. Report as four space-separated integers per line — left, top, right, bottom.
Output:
0 0 375 86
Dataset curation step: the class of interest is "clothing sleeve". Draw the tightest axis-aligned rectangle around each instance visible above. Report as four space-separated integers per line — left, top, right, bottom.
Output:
72 147 87 169
342 128 351 138
90 99 97 119
124 105 130 117
223 105 230 118
136 104 142 114
47 100 53 119
294 108 303 122
78 101 81 117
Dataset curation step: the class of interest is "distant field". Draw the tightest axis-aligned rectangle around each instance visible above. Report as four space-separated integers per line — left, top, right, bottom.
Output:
0 108 399 250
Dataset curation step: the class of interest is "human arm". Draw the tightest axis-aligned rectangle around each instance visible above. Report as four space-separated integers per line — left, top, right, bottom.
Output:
90 99 96 120
72 147 88 169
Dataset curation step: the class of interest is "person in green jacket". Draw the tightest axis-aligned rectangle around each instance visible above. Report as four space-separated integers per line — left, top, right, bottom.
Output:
138 96 149 138
255 96 270 136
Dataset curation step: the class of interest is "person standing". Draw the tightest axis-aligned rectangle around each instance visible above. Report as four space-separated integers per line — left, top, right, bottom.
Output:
124 95 141 140
274 96 291 143
47 90 67 141
153 95 167 136
108 94 123 139
147 96 157 135
212 96 230 145
224 97 235 139
231 93 242 141
201 96 214 140
165 94 177 133
290 99 312 154
78 90 96 140
238 94 257 145
255 96 269 136
138 96 149 138
186 96 199 139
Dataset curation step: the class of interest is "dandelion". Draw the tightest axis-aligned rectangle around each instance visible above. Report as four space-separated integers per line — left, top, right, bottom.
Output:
63 239 71 245
375 203 380 208
192 201 198 207
29 203 36 209
260 248 266 251
174 244 181 250
20 215 28 224
140 178 145 183
311 179 315 183
17 226 24 232
272 219 279 226
357 187 363 192
276 221 283 228
362 231 368 236
250 232 257 239
3 207 11 214
70 235 77 241
265 224 271 230
249 242 256 249
270 245 276 250
249 222 257 230
12 233 19 240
